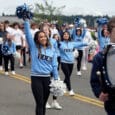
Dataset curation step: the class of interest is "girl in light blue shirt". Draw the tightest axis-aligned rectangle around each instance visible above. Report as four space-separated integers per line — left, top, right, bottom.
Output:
24 20 59 115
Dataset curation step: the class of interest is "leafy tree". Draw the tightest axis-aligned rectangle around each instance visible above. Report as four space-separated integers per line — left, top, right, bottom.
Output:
34 0 65 23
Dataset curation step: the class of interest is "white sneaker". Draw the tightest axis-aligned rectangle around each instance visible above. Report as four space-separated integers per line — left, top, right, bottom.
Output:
11 71 16 75
82 66 87 70
19 63 23 68
77 71 82 76
46 102 51 109
0 66 3 70
5 72 9 76
69 90 75 96
51 100 62 110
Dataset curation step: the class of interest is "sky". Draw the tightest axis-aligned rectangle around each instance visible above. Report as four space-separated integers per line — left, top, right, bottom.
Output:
0 0 115 16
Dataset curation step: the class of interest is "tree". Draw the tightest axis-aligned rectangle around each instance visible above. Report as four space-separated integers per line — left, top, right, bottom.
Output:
34 0 65 23
2 12 5 16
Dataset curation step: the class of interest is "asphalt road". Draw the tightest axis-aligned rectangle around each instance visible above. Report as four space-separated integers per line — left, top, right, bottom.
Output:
0 61 107 115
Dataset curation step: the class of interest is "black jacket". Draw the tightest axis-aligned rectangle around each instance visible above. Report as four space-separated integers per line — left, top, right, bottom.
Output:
90 51 115 111
90 51 103 98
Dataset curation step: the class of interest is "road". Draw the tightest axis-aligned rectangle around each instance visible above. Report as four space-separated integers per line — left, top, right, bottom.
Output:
0 61 106 115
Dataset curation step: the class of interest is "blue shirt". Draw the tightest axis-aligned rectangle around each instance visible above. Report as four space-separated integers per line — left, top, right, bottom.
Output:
2 41 16 55
59 40 87 63
72 27 86 50
24 20 59 80
98 26 110 51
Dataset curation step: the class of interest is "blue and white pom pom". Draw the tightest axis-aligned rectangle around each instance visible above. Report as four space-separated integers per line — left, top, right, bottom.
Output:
88 41 97 54
74 17 86 28
16 3 33 20
14 51 21 59
49 79 67 97
73 49 79 58
74 17 81 27
96 17 108 26
2 45 9 54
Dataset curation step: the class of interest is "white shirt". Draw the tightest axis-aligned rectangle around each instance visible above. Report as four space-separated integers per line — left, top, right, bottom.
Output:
6 26 15 35
31 28 39 38
50 28 59 38
83 29 93 44
13 28 24 46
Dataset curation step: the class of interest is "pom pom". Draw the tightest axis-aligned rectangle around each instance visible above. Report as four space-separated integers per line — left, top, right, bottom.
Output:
49 79 67 97
2 45 9 54
74 17 81 27
74 17 86 28
96 18 108 26
16 3 33 20
14 51 21 59
73 49 79 58
88 41 97 54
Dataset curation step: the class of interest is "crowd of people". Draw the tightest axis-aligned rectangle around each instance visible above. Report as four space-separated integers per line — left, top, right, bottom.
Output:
0 16 114 115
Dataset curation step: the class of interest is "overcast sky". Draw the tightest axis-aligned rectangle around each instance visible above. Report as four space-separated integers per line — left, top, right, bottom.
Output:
0 0 115 16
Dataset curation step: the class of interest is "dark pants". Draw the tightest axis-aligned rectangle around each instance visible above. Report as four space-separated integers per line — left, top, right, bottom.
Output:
61 62 73 91
104 101 115 115
53 95 57 100
3 54 15 71
21 47 26 66
31 77 50 115
57 56 60 70
106 111 115 115
76 50 83 71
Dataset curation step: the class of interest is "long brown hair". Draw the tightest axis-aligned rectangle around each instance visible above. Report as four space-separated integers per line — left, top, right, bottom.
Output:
61 31 72 41
34 31 51 55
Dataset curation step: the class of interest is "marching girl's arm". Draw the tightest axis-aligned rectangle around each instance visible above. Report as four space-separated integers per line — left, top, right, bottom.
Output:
97 25 103 45
24 20 35 50
52 50 59 80
97 25 108 51
73 41 88 49
72 27 77 41
54 40 59 55
81 27 87 39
